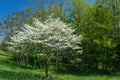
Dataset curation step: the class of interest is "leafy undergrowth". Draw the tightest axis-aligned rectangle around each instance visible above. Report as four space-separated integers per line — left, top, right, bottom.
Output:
0 50 120 80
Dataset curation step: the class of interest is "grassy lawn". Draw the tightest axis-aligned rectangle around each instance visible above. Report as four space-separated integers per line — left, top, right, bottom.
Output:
0 50 120 80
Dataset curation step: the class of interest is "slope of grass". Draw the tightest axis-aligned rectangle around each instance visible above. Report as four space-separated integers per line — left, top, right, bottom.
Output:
0 50 120 80
0 50 45 80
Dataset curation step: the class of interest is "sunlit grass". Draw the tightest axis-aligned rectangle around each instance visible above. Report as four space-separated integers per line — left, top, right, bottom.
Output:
0 50 120 80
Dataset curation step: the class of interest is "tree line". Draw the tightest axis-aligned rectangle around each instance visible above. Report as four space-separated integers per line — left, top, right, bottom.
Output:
0 0 120 75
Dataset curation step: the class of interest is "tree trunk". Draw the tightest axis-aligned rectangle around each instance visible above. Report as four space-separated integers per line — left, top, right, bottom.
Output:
45 58 49 77
25 55 28 67
55 53 58 70
42 60 44 69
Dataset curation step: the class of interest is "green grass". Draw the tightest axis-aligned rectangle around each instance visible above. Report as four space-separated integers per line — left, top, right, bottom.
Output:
0 50 120 80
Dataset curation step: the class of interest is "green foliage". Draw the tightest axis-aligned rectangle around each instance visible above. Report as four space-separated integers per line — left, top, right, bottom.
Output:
0 0 120 76
69 0 120 72
0 50 120 80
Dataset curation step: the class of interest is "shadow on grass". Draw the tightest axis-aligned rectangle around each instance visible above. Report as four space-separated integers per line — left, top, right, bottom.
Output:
0 50 11 57
0 60 54 80
0 57 19 68
53 64 119 77
0 51 58 80
0 69 46 80
0 53 8 57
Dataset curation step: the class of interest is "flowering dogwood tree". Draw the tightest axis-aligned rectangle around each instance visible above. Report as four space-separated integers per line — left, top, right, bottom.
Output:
7 16 82 77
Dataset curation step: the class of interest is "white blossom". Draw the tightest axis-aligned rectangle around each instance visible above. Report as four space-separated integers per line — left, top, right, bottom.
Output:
7 17 82 56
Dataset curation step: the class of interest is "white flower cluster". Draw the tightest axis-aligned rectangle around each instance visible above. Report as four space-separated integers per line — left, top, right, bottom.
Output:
7 17 82 54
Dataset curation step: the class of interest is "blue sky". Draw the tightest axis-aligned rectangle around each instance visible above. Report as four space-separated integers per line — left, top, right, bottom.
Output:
0 0 93 20
0 0 34 20
87 0 93 4
0 0 93 42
